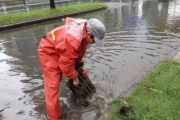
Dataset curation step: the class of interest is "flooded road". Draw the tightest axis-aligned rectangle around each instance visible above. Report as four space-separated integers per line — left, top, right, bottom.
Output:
1 0 180 120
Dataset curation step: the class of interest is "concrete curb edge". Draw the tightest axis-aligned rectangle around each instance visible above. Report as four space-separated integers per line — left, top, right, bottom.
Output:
0 7 106 32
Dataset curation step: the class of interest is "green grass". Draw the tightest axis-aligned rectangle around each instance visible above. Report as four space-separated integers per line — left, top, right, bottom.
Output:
104 59 180 120
0 2 107 26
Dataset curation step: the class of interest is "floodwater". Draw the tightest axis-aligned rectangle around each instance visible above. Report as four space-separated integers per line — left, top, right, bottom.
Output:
1 0 180 120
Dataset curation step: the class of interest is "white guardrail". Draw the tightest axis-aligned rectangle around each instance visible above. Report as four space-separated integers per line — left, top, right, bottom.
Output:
0 0 90 14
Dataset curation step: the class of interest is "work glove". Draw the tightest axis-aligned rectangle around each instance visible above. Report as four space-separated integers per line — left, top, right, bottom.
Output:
75 62 90 80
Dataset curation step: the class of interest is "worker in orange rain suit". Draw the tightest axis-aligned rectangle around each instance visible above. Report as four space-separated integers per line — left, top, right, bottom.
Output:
38 17 106 120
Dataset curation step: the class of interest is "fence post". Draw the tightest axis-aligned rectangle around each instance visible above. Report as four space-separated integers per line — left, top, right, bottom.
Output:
23 0 29 12
69 0 71 5
2 3 7 15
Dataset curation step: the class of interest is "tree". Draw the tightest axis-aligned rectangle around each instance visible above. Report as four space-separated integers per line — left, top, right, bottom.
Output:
50 0 55 9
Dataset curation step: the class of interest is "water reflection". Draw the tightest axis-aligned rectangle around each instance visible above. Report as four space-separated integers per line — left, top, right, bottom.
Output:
0 0 180 120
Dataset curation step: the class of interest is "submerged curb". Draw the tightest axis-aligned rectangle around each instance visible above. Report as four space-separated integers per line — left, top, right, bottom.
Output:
0 7 106 32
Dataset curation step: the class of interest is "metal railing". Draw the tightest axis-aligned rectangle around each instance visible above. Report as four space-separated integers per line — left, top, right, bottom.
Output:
0 0 25 5
0 0 89 14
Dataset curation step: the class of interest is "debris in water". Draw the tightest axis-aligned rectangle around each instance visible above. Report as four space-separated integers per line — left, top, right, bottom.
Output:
82 101 90 107
62 18 65 21
17 110 25 115
119 106 133 116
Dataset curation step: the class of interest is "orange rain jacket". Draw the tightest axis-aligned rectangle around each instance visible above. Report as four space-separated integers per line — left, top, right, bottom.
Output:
38 17 89 120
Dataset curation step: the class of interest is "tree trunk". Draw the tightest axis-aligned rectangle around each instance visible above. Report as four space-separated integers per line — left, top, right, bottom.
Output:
50 0 55 9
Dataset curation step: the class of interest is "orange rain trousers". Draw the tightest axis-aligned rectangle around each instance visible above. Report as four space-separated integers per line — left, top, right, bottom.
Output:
38 39 62 119
38 45 89 119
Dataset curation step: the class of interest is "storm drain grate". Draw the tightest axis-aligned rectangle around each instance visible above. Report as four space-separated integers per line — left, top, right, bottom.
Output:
66 67 96 102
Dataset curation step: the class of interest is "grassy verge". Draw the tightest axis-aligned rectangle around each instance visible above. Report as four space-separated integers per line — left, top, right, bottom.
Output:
104 59 180 120
0 2 107 26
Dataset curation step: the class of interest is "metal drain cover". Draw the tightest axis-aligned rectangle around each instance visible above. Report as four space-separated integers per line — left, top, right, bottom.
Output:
66 67 96 102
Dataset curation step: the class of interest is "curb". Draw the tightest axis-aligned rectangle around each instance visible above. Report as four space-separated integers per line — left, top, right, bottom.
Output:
0 7 106 32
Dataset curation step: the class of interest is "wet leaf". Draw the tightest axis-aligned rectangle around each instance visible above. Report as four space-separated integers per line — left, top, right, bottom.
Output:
142 106 149 112
145 87 162 93
119 106 133 116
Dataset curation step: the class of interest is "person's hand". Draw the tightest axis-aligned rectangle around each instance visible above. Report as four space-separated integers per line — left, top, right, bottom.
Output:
73 77 79 86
